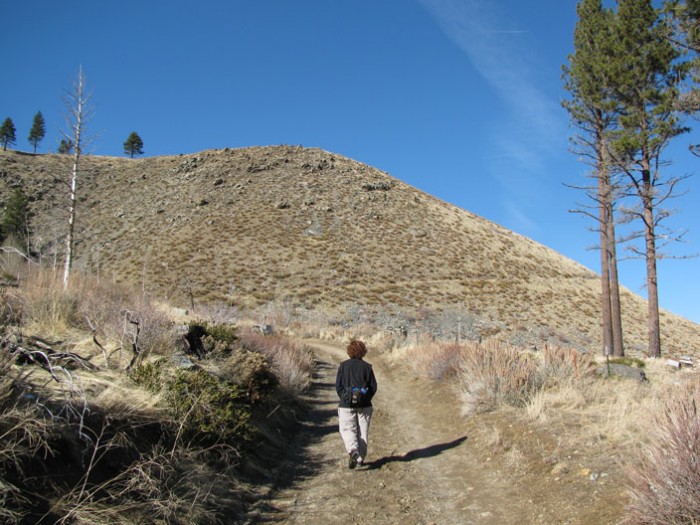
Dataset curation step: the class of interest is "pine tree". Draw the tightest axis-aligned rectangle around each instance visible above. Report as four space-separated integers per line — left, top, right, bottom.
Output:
123 131 144 158
563 0 625 356
2 187 30 246
610 0 688 358
58 139 74 154
665 0 700 152
28 111 46 153
0 117 16 151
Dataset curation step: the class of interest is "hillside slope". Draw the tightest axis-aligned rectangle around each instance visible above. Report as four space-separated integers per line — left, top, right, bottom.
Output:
1 146 698 354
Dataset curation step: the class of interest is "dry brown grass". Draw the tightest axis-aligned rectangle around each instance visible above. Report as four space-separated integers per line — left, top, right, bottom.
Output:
0 260 315 523
457 341 543 415
394 334 700 524
238 331 315 393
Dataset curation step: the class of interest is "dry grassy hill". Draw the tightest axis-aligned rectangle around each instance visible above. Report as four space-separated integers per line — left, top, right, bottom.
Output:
1 146 698 355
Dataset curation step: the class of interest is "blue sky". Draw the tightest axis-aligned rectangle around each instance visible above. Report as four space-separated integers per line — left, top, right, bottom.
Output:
3 1 699 325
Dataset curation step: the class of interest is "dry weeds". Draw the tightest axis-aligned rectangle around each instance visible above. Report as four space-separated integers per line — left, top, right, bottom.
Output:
619 380 700 525
0 260 314 524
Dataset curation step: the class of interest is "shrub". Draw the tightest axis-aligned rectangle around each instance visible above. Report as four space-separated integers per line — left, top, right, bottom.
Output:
123 306 179 359
540 344 596 386
609 356 645 369
0 348 53 525
163 369 254 448
129 359 166 393
238 332 314 394
458 341 542 416
402 341 462 381
0 287 22 326
217 348 279 403
202 322 237 346
184 321 238 359
620 381 700 525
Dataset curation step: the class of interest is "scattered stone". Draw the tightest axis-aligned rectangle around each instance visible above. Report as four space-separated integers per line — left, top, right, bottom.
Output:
551 462 569 476
362 181 392 191
171 353 198 369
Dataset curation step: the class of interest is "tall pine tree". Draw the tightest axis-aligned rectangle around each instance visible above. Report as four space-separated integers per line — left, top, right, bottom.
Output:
665 0 700 153
610 0 688 358
563 0 625 356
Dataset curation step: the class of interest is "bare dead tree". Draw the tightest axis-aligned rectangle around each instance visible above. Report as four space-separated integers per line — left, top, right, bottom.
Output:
62 66 94 290
124 311 143 371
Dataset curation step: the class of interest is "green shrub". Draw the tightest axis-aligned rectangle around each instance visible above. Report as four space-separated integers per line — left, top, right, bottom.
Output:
186 321 238 358
221 348 279 403
129 359 166 393
609 356 645 368
204 322 237 345
163 369 254 447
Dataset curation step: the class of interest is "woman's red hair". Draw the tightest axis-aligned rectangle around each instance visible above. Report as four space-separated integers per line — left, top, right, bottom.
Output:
346 340 367 359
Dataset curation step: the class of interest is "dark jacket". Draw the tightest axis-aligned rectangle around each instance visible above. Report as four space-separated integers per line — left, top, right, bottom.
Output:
335 358 377 408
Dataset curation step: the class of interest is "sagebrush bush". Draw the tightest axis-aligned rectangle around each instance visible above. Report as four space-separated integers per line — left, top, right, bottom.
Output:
620 381 700 525
404 341 462 381
540 344 596 386
217 348 279 403
458 341 542 416
238 332 314 393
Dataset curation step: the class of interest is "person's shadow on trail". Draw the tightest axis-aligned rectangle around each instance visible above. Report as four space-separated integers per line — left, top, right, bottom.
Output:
365 435 468 470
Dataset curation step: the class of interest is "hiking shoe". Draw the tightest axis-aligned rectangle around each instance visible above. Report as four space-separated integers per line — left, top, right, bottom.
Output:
348 451 359 469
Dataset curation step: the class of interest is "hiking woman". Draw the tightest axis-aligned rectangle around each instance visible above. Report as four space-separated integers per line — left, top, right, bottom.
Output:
335 340 377 469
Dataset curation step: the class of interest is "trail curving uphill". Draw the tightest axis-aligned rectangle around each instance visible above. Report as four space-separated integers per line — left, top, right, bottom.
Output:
247 340 533 524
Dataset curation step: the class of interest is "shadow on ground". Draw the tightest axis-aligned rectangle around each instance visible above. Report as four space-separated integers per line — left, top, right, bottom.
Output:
244 359 340 522
365 435 468 470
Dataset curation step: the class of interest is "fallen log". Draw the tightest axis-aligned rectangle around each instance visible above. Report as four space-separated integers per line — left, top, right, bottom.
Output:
2 332 97 377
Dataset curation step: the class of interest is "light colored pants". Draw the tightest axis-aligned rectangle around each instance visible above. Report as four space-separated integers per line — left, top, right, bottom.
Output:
338 406 373 463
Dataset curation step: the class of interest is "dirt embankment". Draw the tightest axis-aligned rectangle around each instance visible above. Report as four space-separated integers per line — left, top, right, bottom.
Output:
244 341 624 525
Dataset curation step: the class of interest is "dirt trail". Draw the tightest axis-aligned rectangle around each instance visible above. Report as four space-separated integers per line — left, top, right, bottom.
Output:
246 340 540 524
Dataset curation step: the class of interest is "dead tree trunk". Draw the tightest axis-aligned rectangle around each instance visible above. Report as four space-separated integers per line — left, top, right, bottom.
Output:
62 66 90 290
